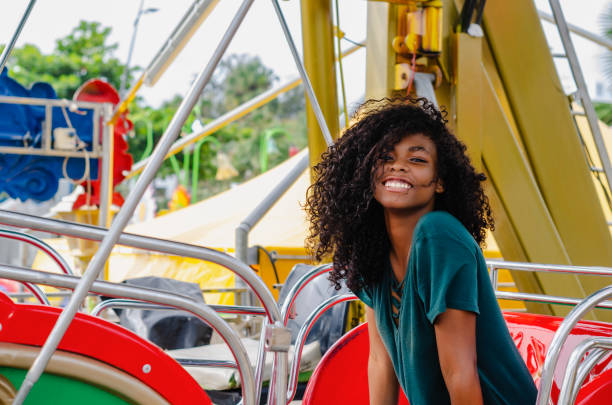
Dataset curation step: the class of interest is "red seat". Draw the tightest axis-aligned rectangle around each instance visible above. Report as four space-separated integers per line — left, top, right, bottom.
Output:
0 292 211 404
303 312 612 405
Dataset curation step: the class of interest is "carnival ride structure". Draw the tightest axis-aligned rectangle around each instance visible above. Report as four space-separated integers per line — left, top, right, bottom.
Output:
0 0 611 404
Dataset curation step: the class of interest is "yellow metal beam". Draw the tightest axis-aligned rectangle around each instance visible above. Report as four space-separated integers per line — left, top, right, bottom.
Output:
451 32 482 169
300 0 340 172
483 1 612 267
365 1 396 99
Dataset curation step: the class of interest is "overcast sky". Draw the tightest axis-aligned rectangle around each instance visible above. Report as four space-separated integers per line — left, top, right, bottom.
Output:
1 0 610 107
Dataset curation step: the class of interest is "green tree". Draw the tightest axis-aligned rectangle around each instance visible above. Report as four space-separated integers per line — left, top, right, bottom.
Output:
128 53 307 202
4 21 132 99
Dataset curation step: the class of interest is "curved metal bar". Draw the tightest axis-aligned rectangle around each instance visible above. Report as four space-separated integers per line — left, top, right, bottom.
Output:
0 210 280 323
176 359 237 368
0 229 74 276
570 347 608 405
536 286 612 405
558 338 612 405
280 264 333 325
91 298 266 317
0 264 257 405
286 293 357 404
21 282 50 306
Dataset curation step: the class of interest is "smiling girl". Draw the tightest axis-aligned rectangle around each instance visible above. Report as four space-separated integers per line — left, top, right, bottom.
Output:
306 98 537 405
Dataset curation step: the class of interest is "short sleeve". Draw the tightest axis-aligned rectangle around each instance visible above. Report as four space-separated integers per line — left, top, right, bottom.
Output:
353 285 374 308
414 236 480 324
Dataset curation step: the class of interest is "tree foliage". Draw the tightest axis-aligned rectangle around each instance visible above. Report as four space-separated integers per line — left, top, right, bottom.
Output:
128 53 307 202
5 21 132 99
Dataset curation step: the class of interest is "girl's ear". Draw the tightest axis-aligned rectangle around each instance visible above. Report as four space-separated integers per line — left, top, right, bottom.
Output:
435 178 444 194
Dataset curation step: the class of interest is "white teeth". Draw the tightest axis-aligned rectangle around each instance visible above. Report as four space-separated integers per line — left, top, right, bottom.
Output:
385 180 411 190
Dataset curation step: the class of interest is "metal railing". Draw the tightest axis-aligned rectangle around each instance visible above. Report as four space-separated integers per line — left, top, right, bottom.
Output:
488 260 612 309
0 229 75 276
0 263 257 405
558 337 612 405
0 208 285 405
0 96 106 159
536 285 612 405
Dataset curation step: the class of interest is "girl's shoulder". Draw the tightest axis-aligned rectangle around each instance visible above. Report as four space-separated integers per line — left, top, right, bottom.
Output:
414 211 475 248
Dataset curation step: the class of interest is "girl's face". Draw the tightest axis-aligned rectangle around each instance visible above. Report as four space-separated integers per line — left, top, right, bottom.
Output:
372 133 444 215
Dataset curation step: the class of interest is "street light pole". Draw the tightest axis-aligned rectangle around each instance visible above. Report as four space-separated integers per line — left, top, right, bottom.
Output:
119 0 158 97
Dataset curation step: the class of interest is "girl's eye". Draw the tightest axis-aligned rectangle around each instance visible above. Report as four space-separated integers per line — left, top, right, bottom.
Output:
410 157 427 163
381 154 394 162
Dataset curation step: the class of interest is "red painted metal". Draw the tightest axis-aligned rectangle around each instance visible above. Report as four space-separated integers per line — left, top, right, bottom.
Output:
303 312 612 405
72 79 133 210
0 292 211 404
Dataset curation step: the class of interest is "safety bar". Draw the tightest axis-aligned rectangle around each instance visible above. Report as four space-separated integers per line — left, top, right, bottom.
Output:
91 298 266 317
0 263 257 405
287 293 357 404
488 260 612 309
0 210 280 323
536 285 612 405
90 299 268 372
559 340 612 405
0 229 75 276
488 260 612 290
92 298 270 404
280 264 334 326
15 282 50 306
0 209 281 405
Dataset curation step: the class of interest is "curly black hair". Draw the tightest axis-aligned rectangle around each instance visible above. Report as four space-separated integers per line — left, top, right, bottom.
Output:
305 97 494 292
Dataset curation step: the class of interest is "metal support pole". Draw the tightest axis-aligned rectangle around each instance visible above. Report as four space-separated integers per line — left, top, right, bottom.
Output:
0 0 36 73
119 0 145 98
99 103 114 230
235 153 309 268
11 1 255 402
270 0 334 147
547 0 612 195
298 0 339 170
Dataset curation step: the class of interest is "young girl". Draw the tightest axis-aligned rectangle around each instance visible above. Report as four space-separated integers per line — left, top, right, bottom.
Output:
306 98 537 405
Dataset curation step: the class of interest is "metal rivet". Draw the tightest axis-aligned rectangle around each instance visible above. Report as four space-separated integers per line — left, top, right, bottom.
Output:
142 364 151 374
0 323 3 332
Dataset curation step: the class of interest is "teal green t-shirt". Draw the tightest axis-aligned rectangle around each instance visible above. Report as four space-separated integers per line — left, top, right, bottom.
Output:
354 211 537 405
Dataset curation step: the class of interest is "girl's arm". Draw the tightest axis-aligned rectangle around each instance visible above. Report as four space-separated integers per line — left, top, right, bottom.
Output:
434 308 483 405
366 306 399 405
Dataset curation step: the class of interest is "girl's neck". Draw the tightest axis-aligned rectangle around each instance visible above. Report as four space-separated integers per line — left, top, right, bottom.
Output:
384 208 433 280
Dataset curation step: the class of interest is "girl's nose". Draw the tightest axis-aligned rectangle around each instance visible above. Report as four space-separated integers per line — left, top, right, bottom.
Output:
390 163 407 172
